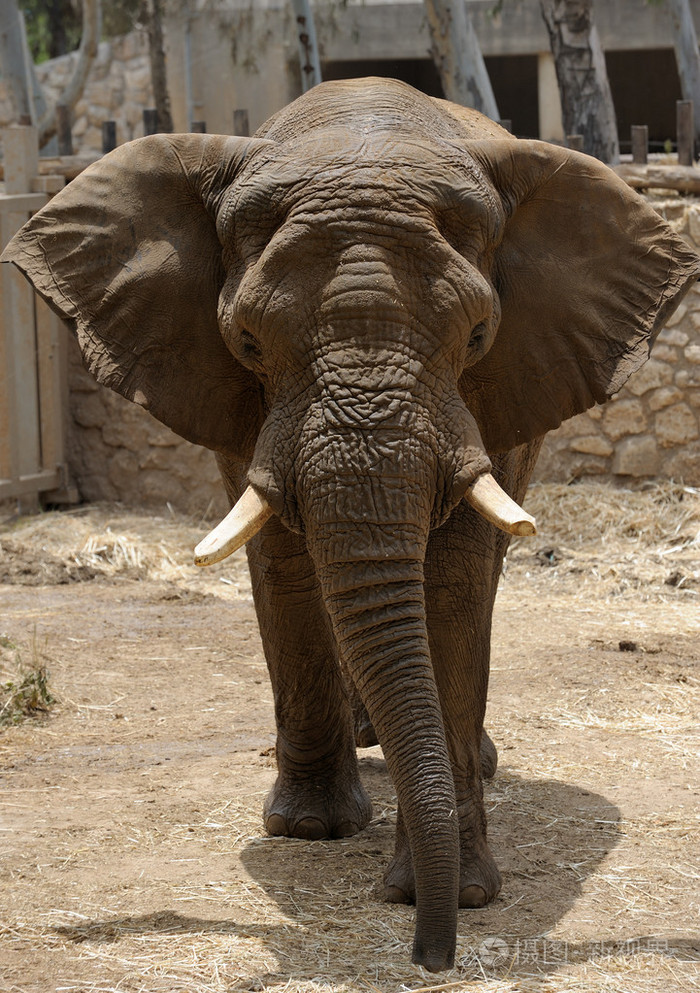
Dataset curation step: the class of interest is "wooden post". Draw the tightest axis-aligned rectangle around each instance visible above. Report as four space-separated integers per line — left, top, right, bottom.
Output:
677 100 694 166
56 104 73 156
3 125 38 194
233 109 250 137
102 120 117 153
191 121 206 133
143 108 159 135
1 203 43 508
35 296 68 492
567 134 584 152
0 124 74 509
631 125 648 165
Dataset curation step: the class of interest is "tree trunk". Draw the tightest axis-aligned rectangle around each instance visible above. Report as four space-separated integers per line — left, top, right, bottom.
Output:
39 0 101 147
143 0 173 133
423 0 499 119
540 0 619 163
667 0 700 150
289 0 322 92
0 0 49 125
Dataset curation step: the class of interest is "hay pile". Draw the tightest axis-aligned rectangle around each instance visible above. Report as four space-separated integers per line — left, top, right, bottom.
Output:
0 480 697 601
0 504 252 595
508 480 700 600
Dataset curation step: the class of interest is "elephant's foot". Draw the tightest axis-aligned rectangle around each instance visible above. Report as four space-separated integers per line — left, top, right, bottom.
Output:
384 848 500 908
264 773 372 840
355 724 497 778
384 815 500 908
350 695 379 748
458 842 502 907
354 713 379 748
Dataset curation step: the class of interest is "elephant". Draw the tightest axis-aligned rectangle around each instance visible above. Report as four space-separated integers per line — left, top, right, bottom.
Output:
3 77 699 973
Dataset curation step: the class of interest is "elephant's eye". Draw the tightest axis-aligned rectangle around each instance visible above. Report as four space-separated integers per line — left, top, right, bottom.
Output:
240 329 263 363
468 322 487 351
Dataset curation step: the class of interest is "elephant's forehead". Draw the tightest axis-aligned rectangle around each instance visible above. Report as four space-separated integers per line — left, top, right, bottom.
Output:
271 127 468 184
235 128 497 224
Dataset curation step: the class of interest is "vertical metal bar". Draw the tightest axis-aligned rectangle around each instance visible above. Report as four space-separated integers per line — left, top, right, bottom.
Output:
631 125 648 165
567 134 584 152
143 108 159 135
102 120 117 153
56 104 73 156
233 109 250 137
677 100 694 166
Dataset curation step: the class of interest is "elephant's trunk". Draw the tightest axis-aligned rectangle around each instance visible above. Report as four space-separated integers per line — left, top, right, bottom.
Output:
292 401 459 968
311 537 459 971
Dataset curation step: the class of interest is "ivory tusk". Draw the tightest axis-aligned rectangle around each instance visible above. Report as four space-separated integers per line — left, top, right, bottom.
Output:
194 485 273 566
464 473 537 537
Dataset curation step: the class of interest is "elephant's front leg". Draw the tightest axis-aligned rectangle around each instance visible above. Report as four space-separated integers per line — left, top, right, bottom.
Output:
245 517 373 840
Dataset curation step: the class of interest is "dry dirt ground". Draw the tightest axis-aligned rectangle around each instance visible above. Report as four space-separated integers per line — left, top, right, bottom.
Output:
0 482 698 993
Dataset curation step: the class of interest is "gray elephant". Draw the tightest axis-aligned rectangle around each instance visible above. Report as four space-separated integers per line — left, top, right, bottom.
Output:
3 78 698 972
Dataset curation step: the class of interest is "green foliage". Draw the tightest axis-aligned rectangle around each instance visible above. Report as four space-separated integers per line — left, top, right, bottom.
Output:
22 0 82 63
22 0 143 63
0 632 56 727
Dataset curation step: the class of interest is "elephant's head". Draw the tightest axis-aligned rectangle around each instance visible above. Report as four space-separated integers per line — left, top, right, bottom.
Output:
4 78 698 971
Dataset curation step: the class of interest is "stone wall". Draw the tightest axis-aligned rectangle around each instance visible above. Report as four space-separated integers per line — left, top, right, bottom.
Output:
535 198 700 484
66 338 229 517
38 33 154 152
0 33 154 153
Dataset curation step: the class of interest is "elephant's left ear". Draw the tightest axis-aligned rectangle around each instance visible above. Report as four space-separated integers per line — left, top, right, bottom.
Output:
1 133 270 459
460 139 700 452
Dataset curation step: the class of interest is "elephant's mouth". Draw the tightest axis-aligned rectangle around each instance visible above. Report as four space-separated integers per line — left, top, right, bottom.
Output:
193 470 535 567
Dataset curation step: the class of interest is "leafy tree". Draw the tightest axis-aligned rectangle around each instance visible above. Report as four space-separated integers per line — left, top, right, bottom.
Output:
23 0 82 62
540 0 619 163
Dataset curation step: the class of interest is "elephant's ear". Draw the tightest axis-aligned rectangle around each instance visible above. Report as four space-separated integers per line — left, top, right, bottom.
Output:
460 139 700 453
1 133 269 460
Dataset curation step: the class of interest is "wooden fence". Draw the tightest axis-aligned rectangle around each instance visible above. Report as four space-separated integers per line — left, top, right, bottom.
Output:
0 125 77 510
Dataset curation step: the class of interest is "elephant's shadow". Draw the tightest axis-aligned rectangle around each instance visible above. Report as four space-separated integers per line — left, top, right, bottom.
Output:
50 758 697 983
237 754 626 979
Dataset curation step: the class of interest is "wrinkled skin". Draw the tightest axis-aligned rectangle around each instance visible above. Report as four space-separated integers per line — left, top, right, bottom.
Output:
3 78 698 972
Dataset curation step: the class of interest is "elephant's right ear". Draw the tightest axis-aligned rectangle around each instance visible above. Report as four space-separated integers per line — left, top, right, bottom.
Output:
459 139 700 453
1 133 270 460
